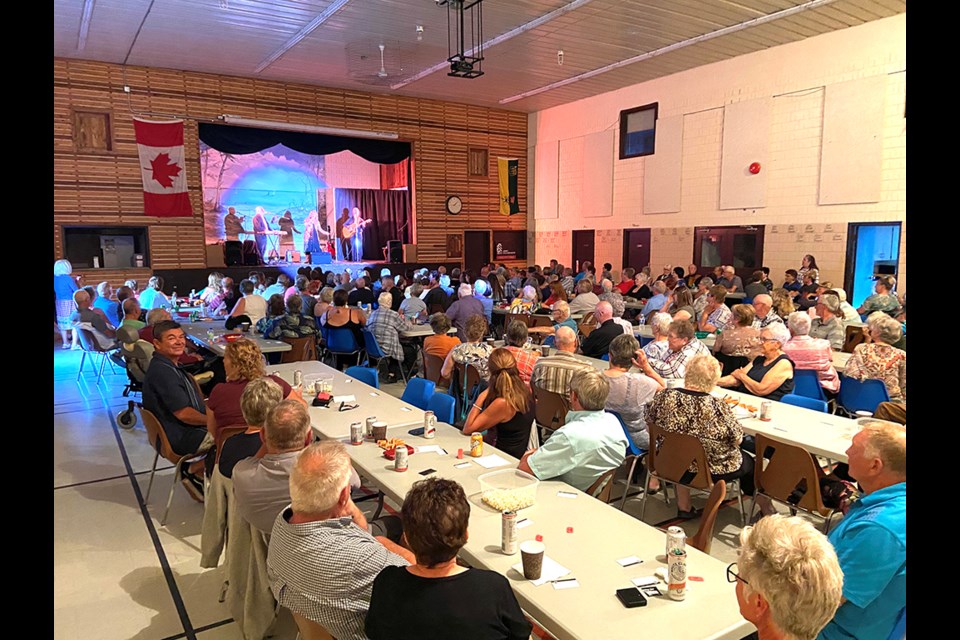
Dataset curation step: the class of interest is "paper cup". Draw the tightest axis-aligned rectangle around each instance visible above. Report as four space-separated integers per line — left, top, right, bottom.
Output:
372 422 388 442
540 345 551 357
520 540 545 581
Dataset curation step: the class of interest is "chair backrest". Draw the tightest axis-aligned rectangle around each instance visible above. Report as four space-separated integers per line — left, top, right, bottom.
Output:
837 375 891 414
117 324 141 346
781 393 828 413
843 325 867 353
421 350 445 385
578 311 597 338
532 382 570 432
215 425 250 465
290 610 336 640
607 410 643 456
326 326 361 354
529 314 554 328
792 368 828 402
344 365 379 389
401 377 436 411
586 468 618 503
280 336 317 363
646 422 712 489
638 335 653 348
140 407 183 464
600 353 610 361
754 434 832 516
361 329 386 359
688 480 727 554
76 325 106 353
427 392 456 425
429 303 445 315
886 608 906 640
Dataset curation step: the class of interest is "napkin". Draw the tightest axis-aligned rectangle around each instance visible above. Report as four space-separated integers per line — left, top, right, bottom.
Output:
511 556 571 587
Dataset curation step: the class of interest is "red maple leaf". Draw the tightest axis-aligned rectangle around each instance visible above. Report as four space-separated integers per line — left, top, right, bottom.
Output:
149 152 182 188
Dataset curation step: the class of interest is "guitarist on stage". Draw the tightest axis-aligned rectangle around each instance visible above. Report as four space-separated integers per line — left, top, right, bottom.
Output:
337 206 371 262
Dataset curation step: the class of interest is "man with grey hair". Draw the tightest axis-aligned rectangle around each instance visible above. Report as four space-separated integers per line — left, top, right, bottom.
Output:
821 421 906 640
647 318 711 380
93 281 121 326
530 326 593 397
830 288 861 325
348 276 375 308
718 265 743 293
580 301 622 359
568 278 601 315
444 283 485 342
519 369 628 492
268 440 414 640
641 280 668 317
70 288 117 345
809 292 844 350
399 282 427 320
752 293 785 329
367 291 414 383
733 515 843 640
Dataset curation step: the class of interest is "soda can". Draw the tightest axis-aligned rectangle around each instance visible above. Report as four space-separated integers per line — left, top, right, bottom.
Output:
365 416 377 439
424 411 437 439
667 548 687 601
394 445 409 472
293 370 303 388
666 525 686 557
470 433 484 457
349 422 363 445
760 401 773 421
501 510 518 555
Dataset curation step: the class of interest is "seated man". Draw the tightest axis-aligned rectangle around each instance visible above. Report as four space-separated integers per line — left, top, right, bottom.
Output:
119 297 146 331
142 320 212 500
809 293 845 351
93 281 121 327
580 301 622 359
646 318 711 380
70 289 118 350
735 516 843 640
347 276 376 308
782 269 803 298
640 280 668 318
367 292 417 382
820 421 906 640
567 278 601 315
717 265 744 293
445 283 485 342
519 369 628 492
751 293 785 330
380 275 403 311
267 440 414 640
502 319 540 384
530 326 592 396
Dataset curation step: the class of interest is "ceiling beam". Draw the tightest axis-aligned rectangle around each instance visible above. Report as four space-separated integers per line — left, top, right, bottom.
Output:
254 0 353 74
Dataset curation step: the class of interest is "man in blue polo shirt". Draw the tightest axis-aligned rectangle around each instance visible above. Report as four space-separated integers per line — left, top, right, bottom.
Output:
819 421 906 640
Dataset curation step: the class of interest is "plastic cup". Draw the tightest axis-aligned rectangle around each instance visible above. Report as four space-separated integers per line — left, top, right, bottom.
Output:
520 540 545 580
318 373 334 394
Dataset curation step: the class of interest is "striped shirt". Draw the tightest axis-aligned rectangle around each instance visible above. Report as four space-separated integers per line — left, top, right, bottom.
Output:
267 510 408 640
752 313 785 330
647 339 712 380
530 351 594 397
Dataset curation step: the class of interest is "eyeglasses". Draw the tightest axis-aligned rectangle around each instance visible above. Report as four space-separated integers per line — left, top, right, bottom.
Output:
760 337 779 344
338 401 359 412
726 562 749 585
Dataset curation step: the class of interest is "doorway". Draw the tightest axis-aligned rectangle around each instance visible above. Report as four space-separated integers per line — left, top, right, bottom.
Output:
463 230 490 273
693 226 765 281
572 230 595 272
844 222 901 309
622 228 651 271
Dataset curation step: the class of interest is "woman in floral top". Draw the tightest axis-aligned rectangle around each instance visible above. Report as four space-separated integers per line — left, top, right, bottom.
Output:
843 312 906 404
441 314 494 382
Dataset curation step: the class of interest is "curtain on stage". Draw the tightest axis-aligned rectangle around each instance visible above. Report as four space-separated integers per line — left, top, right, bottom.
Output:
334 189 412 261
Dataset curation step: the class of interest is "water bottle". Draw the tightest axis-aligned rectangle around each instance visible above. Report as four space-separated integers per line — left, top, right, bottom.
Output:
639 313 646 326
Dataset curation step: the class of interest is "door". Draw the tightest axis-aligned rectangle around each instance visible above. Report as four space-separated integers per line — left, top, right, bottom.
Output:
572 230 595 272
622 228 651 271
463 230 490 273
844 222 901 309
693 226 765 281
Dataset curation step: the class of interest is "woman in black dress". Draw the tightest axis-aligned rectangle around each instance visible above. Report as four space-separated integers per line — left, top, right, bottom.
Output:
462 349 534 459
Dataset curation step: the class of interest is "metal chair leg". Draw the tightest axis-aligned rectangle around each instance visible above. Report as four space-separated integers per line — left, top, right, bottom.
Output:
144 447 160 503
619 458 639 511
96 353 107 385
748 491 760 523
162 459 186 526
76 351 87 381
372 492 386 520
638 480 649 521
734 479 747 526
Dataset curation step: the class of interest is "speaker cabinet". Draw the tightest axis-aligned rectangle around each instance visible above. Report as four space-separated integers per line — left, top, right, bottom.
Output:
223 241 242 266
387 240 403 263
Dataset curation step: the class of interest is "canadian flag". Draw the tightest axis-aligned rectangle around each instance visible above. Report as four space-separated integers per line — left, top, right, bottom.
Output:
133 118 193 217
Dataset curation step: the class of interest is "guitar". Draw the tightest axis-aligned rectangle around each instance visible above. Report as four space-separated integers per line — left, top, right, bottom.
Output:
343 218 373 239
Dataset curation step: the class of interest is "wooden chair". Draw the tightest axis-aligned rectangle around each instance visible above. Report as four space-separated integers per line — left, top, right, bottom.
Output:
531 382 570 442
587 468 618 504
751 434 840 534
688 480 726 554
640 423 746 525
140 408 209 526
280 335 318 363
290 610 336 640
843 325 868 353
578 311 597 339
214 425 250 466
421 350 445 386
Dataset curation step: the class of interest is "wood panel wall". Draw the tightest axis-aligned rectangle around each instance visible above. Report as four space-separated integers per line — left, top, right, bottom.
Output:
54 58 528 277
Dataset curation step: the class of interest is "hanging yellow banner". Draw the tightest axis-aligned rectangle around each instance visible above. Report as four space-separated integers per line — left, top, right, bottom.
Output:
498 157 519 216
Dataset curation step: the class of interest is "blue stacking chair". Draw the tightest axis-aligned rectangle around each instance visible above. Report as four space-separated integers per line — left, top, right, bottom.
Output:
638 335 653 348
606 410 647 511
837 375 890 416
344 366 379 389
326 327 364 368
401 378 435 411
886 608 906 640
601 353 610 361
427 392 456 425
781 393 828 413
362 329 409 383
793 369 828 403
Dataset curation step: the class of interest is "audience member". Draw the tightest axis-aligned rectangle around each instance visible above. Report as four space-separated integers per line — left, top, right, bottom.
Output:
229 278 268 329
770 288 797 319
781 312 839 395
313 286 334 320
347 277 376 308
446 283 485 342
54 259 81 349
712 303 762 375
718 266 744 293
809 292 845 350
718 323 795 401
501 319 540 383
530 327 592 396
399 282 428 321
368 292 416 382
797 254 820 284
93 281 121 327
602 334 663 449
857 275 899 317
646 319 711 380
692 277 714 318
580 301 622 359
70 289 117 347
625 272 653 300
843 312 906 405
463 349 535 459
640 280 668 317
139 275 172 311
830 287 861 325
217 376 284 480
264 294 318 340
442 314 494 382
743 270 768 300
698 285 733 333
568 279 601 315
120 297 146 331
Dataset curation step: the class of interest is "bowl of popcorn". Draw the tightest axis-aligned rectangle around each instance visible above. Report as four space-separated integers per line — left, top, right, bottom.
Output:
479 469 539 511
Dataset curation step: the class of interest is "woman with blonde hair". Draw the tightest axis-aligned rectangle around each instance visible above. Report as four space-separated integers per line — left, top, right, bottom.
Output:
463 348 534 459
54 259 81 349
198 272 224 305
770 288 796 319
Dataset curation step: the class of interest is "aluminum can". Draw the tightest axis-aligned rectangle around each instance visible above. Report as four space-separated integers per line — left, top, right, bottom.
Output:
668 548 687 601
470 433 484 457
760 401 773 421
394 445 409 471
424 411 437 438
666 525 686 557
349 422 363 445
365 416 377 439
293 370 302 388
501 510 518 555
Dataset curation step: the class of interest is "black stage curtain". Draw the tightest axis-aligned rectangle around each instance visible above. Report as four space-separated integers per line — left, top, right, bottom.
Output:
335 189 411 261
198 123 411 165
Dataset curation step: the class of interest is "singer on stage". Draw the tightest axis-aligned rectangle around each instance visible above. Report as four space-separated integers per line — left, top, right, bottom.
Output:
337 207 371 262
252 206 270 262
222 206 246 242
303 209 330 255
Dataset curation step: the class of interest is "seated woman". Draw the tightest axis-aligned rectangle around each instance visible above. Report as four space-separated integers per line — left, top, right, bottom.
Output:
544 281 568 308
424 313 460 387
642 312 673 362
718 323 795 401
217 376 284 478
645 354 773 519
463 349 535 459
365 478 531 640
487 273 507 304
667 287 696 319
256 294 286 335
602 334 663 451
138 275 171 311
264 294 317 340
781 311 839 396
198 272 224 306
692 277 714 318
508 285 540 314
321 288 366 369
770 287 796 320
228 279 267 329
205 339 298 444
857 274 900 318
473 279 494 323
441 314 493 382
843 312 906 405
712 303 762 375
625 272 652 300
312 286 334 320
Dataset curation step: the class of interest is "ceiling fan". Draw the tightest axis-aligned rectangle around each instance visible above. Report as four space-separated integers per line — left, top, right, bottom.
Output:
377 44 388 78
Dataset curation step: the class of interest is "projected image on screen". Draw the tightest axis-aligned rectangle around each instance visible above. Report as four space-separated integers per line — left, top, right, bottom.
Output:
201 143 329 259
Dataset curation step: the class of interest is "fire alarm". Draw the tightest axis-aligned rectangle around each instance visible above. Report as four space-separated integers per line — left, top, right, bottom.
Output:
749 162 761 174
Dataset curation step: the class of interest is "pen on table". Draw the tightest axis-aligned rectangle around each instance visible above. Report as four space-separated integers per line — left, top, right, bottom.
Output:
550 578 577 584
516 517 528 526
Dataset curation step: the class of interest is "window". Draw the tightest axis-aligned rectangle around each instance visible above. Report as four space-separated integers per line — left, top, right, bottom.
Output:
619 103 657 159
73 110 114 153
468 147 488 176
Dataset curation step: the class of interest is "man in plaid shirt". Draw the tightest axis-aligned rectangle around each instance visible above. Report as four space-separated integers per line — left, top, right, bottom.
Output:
368 292 416 382
502 318 540 383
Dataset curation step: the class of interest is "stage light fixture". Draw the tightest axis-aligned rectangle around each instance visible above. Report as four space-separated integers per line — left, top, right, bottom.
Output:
219 115 400 140
441 0 485 79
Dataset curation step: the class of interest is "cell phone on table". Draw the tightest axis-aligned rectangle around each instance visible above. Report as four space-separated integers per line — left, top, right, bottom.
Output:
408 427 425 436
615 587 647 608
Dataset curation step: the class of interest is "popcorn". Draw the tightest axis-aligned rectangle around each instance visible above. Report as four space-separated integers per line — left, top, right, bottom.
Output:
481 488 535 511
